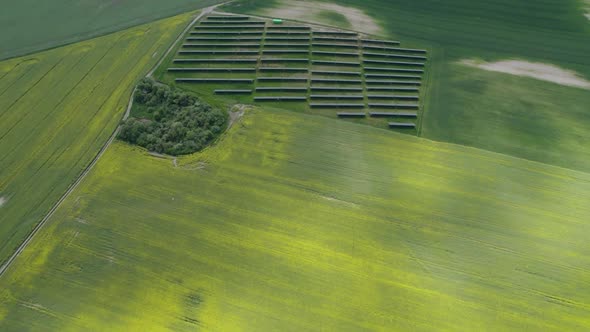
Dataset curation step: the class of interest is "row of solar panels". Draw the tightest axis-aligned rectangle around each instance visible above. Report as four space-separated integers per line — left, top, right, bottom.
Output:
178 14 422 128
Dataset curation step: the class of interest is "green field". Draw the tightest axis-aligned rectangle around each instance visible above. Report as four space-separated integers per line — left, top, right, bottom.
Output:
223 0 590 173
1 109 590 330
1 1 590 331
424 64 590 172
0 13 193 266
316 10 353 29
0 0 224 61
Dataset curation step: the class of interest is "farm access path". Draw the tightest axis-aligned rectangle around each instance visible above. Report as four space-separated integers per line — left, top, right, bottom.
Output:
0 3 223 278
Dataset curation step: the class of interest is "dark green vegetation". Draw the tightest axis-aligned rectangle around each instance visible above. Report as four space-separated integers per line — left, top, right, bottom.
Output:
1 111 590 330
0 13 192 266
119 78 226 156
224 0 590 173
0 0 224 61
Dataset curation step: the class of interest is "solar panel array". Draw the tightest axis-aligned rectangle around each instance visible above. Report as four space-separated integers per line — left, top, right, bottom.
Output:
168 14 428 130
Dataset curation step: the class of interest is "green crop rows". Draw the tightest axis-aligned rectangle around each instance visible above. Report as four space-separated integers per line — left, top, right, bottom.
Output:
1 110 590 330
0 13 192 266
0 0 225 61
1 0 590 330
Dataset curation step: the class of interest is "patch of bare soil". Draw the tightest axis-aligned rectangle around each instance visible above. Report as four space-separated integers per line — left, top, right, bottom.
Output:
261 0 382 35
320 195 360 209
228 104 248 128
460 59 590 90
179 161 208 171
0 196 6 208
75 217 89 224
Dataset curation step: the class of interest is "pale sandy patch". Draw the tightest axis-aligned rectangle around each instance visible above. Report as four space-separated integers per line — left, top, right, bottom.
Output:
460 59 590 90
261 0 382 35
321 194 360 209
0 196 6 208
585 1 590 21
75 217 89 224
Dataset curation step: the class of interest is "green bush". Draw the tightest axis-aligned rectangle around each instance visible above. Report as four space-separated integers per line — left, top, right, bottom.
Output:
119 78 227 155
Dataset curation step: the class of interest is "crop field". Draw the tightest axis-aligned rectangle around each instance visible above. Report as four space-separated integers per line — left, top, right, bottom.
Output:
0 0 225 61
1 109 590 330
0 13 192 266
223 0 590 173
1 1 589 331
425 64 590 173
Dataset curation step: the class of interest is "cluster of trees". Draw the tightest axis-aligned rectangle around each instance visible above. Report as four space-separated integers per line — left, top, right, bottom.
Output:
118 78 227 156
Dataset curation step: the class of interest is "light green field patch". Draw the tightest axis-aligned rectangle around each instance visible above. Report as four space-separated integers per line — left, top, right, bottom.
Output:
315 10 352 29
1 109 590 330
0 12 193 265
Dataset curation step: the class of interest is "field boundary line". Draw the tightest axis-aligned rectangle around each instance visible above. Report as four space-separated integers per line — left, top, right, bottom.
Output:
416 42 440 137
0 3 224 278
